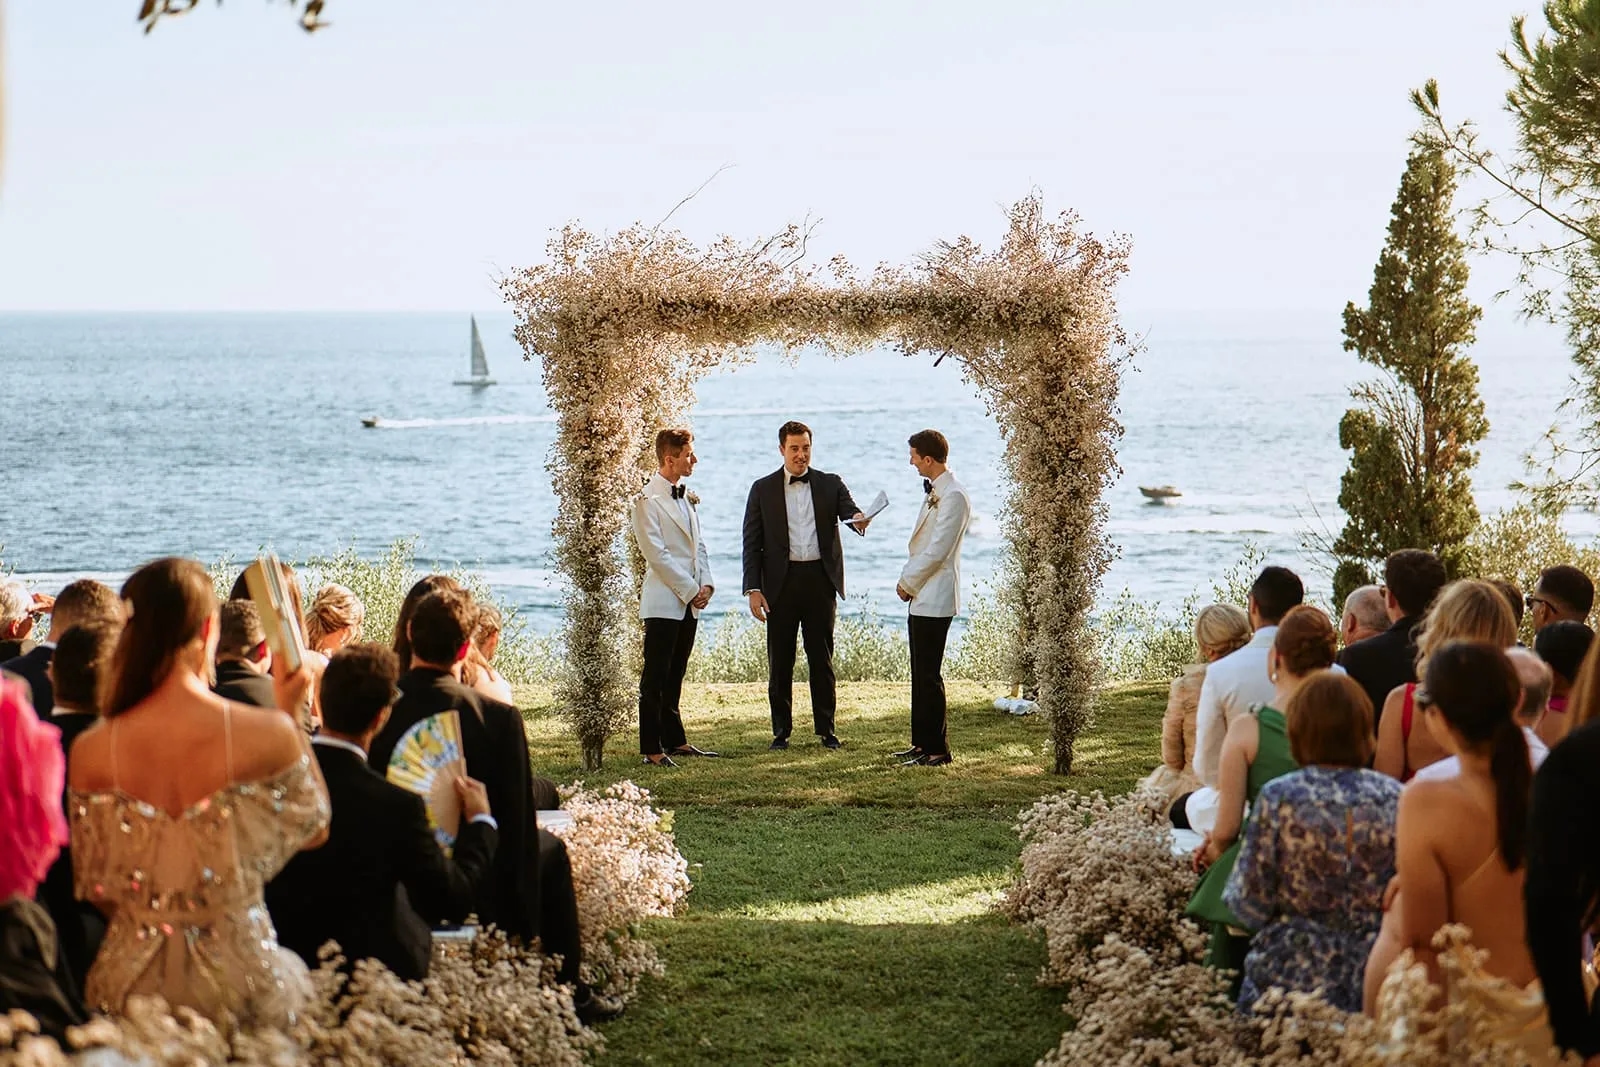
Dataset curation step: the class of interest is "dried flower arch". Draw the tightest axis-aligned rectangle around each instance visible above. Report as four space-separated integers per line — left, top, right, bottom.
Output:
501 194 1132 772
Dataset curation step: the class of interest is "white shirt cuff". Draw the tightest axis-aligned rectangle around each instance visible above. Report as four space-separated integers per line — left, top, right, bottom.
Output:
469 814 498 831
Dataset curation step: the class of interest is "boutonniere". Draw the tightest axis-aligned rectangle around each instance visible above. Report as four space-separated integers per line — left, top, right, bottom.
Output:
686 490 700 507
926 491 941 509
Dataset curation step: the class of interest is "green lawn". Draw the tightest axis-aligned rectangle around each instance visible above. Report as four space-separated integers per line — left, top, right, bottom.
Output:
519 680 1166 1067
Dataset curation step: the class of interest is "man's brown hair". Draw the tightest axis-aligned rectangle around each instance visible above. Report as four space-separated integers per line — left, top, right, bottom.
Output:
907 429 949 464
218 600 267 662
777 420 812 445
408 589 477 666
52 620 123 712
655 428 693 463
49 579 122 636
1286 669 1375 768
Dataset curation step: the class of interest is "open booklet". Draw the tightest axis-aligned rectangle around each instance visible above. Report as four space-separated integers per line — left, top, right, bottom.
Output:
240 553 307 674
843 490 889 527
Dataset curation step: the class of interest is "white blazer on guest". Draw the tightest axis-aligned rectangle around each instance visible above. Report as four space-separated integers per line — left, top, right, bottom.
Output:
631 474 714 620
898 470 972 618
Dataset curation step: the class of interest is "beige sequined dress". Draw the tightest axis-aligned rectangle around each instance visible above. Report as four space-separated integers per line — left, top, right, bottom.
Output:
68 709 330 1031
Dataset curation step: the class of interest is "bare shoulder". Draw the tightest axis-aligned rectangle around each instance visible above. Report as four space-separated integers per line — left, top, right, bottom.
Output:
1397 777 1453 817
66 718 112 790
226 704 306 777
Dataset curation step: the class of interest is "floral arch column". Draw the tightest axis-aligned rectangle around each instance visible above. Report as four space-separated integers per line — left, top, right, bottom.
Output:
501 195 1132 773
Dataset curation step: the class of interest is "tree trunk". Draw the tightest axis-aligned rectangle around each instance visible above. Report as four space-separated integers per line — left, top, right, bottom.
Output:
581 737 606 772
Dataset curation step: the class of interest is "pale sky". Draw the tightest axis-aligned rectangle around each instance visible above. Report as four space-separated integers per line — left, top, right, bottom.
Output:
0 0 1550 315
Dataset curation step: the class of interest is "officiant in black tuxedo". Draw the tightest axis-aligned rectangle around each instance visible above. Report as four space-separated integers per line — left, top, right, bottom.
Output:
742 420 870 750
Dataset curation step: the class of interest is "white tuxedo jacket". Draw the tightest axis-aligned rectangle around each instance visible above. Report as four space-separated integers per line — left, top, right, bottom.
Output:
899 470 971 618
631 474 714 620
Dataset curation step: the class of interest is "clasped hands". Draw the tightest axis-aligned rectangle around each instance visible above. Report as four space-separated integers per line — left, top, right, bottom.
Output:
690 585 713 610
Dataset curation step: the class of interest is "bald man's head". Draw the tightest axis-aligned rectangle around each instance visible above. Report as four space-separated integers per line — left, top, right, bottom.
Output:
1506 646 1554 727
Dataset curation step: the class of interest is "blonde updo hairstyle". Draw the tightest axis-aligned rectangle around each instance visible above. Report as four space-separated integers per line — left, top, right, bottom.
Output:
1193 603 1252 662
304 583 365 652
1413 579 1518 677
1271 605 1339 678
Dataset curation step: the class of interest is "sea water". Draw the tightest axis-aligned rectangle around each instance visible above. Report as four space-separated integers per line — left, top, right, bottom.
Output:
0 309 1582 630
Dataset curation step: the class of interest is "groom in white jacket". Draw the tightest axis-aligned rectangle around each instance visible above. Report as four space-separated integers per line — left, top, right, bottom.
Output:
631 428 716 767
894 429 971 766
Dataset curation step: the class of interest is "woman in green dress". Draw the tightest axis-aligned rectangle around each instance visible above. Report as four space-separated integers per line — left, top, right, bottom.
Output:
1186 604 1338 988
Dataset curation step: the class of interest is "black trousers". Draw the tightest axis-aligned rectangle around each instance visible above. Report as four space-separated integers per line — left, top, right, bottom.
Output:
767 560 837 740
908 614 952 755
537 828 583 987
639 607 698 755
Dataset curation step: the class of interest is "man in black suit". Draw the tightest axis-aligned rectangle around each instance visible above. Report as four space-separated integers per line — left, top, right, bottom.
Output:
266 643 498 981
742 420 869 750
0 581 49 665
1 579 120 717
1337 549 1448 727
212 600 277 709
368 588 620 1020
37 621 120 994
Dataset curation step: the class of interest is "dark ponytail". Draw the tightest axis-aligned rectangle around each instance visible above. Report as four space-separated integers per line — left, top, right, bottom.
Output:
104 558 217 718
1487 714 1532 869
1421 640 1531 871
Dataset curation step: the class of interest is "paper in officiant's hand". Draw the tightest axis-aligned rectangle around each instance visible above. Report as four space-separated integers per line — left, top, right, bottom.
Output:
844 491 888 526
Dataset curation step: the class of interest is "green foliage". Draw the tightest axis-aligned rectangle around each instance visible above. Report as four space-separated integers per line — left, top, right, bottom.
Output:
1333 145 1486 604
1096 544 1267 683
1462 503 1600 636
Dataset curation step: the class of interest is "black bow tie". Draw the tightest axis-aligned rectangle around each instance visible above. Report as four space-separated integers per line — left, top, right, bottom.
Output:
670 484 686 500
789 473 810 485
923 479 933 495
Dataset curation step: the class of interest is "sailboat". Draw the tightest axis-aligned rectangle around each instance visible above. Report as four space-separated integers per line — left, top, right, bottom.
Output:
453 316 496 387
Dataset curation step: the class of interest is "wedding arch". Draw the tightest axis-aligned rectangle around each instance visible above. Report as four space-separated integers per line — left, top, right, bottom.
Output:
501 194 1133 773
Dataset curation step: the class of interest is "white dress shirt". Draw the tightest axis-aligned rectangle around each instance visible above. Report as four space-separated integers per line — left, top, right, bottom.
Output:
1410 726 1550 783
1192 626 1280 788
785 472 821 562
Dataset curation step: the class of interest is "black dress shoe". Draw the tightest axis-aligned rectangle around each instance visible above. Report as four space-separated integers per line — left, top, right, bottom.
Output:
642 754 678 768
821 734 843 750
902 752 952 767
669 744 720 758
769 737 790 750
575 988 626 1025
891 746 923 759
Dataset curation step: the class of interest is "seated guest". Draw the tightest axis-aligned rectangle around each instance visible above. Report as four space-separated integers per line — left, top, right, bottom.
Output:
1341 584 1389 647
1366 642 1553 1058
1533 620 1593 748
1413 646 1550 782
1224 670 1399 1014
1526 710 1600 1059
212 600 276 709
1141 604 1251 808
1188 605 1335 985
1338 549 1448 725
372 588 617 1021
1182 566 1304 833
465 604 516 707
0 581 42 662
68 558 329 1030
303 583 364 657
0 579 121 716
0 675 85 1039
230 561 321 729
37 621 121 993
1375 579 1517 782
1528 564 1595 630
392 574 465 670
266 644 498 981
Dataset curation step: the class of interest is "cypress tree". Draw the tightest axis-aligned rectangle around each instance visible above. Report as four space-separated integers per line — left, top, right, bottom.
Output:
1332 145 1487 604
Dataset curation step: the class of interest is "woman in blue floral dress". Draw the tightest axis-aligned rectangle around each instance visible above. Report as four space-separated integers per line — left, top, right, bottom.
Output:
1224 669 1402 1013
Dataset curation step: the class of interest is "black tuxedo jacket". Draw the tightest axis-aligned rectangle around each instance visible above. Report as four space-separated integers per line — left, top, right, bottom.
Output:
0 641 25 666
212 660 277 709
742 467 861 600
1336 614 1422 728
368 669 540 942
38 709 103 990
1 645 52 715
266 743 497 981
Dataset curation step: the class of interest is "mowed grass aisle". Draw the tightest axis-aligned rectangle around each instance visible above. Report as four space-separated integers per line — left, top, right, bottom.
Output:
519 680 1167 1066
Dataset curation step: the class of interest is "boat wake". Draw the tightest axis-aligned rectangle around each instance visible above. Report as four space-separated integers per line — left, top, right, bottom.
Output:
364 414 557 430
